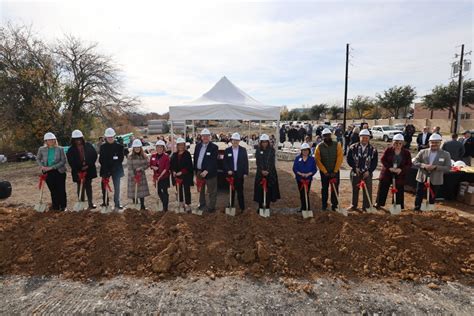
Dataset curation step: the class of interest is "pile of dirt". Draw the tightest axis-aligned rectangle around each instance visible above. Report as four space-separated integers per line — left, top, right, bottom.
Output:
0 205 473 284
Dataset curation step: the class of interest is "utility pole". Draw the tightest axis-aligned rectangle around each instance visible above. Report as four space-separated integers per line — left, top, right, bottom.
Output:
454 44 464 134
343 43 349 132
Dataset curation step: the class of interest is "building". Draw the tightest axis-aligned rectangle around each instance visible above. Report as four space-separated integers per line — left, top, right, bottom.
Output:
413 102 473 120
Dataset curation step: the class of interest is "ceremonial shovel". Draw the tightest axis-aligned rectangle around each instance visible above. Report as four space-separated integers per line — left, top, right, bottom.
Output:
151 176 163 212
100 177 113 213
420 175 435 211
330 181 347 216
131 171 141 210
174 180 185 213
34 174 48 212
258 178 270 218
225 176 236 216
389 165 401 215
300 179 313 219
360 179 376 213
73 172 88 211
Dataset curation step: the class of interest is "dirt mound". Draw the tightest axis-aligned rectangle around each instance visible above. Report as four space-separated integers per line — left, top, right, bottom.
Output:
0 206 473 284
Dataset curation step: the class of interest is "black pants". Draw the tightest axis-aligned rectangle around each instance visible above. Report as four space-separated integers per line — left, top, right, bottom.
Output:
376 179 405 209
132 197 145 209
45 170 67 211
415 181 439 209
157 179 169 210
297 180 312 210
320 172 339 210
76 178 93 207
178 183 191 205
230 177 245 210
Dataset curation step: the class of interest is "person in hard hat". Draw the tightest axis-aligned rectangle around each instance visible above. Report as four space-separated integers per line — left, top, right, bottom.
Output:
253 134 280 210
314 128 343 211
170 137 194 211
193 128 219 212
293 143 317 211
412 133 451 211
223 132 249 212
127 139 150 210
36 132 67 211
66 129 98 209
374 133 412 210
98 128 125 211
346 129 378 212
150 140 170 211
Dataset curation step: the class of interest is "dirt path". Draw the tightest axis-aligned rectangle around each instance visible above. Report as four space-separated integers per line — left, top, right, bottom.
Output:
1 275 473 314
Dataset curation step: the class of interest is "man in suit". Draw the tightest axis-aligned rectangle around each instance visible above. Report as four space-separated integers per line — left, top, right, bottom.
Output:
442 133 465 161
416 126 431 151
412 133 451 211
193 128 219 212
223 132 249 211
459 130 473 166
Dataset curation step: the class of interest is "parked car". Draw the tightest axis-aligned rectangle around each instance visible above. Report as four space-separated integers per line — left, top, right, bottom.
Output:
370 125 403 142
0 155 7 164
6 152 36 162
393 123 406 131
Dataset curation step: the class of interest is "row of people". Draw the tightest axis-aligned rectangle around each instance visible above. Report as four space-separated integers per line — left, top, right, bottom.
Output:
36 126 451 213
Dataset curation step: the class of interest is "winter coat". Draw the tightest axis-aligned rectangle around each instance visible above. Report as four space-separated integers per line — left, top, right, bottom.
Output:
149 152 170 187
379 147 412 185
127 155 150 199
170 150 194 187
99 141 125 177
66 142 98 182
253 147 280 203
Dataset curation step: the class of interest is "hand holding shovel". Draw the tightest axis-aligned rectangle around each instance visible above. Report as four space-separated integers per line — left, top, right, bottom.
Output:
258 177 270 218
225 176 236 216
73 171 88 211
34 173 48 212
101 177 113 213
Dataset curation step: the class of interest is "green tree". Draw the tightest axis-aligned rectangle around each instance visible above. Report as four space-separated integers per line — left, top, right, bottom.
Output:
376 85 416 118
423 79 474 118
350 96 373 118
310 104 328 120
328 105 343 120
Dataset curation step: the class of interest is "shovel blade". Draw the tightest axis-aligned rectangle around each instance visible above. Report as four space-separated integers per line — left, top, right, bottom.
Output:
192 209 203 216
336 207 348 216
225 207 236 216
302 210 313 219
259 208 270 218
73 202 85 212
100 206 113 214
130 204 141 210
366 207 377 214
389 205 402 215
420 203 435 211
34 203 48 212
152 202 163 212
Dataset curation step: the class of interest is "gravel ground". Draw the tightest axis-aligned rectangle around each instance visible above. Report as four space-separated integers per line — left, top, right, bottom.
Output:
1 275 473 314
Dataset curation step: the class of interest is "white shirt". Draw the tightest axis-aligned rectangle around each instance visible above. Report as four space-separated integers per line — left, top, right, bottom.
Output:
232 146 239 171
422 132 428 144
197 143 208 169
428 150 437 164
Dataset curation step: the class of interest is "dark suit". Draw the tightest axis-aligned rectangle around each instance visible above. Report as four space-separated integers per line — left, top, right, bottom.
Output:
193 141 219 211
416 132 431 151
223 146 249 210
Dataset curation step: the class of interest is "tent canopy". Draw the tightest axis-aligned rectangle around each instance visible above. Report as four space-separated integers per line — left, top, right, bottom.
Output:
169 76 281 120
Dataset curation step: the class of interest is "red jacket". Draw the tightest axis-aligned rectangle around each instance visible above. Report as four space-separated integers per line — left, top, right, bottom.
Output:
379 147 412 185
149 152 170 181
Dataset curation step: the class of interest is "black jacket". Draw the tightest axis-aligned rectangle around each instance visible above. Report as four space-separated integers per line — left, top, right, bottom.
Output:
170 151 194 186
416 132 432 150
193 142 218 179
99 142 125 177
66 142 98 182
223 146 249 178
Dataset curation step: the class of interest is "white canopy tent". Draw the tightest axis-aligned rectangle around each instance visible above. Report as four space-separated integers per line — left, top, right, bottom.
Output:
169 76 282 145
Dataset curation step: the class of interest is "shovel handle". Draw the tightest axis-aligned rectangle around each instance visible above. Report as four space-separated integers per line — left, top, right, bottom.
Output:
331 182 341 206
362 183 374 209
303 184 309 211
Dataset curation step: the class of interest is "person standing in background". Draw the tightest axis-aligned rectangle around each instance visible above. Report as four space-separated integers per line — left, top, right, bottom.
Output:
416 126 431 152
442 133 465 161
459 130 473 166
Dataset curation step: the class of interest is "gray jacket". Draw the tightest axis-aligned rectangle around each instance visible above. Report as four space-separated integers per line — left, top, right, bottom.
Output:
412 148 451 185
36 146 67 173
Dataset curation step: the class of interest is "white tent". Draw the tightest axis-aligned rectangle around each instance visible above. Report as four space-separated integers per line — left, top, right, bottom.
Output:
169 76 281 120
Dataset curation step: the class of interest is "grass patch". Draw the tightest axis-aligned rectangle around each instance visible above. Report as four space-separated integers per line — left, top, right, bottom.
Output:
0 161 37 172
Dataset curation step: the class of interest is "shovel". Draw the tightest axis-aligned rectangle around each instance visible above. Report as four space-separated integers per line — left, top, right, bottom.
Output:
330 181 347 216
151 176 163 212
100 177 114 213
175 179 185 213
225 176 236 216
389 177 401 215
258 177 270 218
300 179 313 219
420 175 435 211
73 172 88 211
360 179 376 213
34 174 48 212
130 171 142 210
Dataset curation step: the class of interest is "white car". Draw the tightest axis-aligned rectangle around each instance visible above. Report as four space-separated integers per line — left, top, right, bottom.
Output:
370 125 403 142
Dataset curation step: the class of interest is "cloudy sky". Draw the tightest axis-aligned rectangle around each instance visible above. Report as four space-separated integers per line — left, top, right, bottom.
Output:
1 0 473 113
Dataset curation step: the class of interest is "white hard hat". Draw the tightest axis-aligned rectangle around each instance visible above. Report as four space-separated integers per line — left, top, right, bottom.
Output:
429 133 442 141
301 143 310 150
104 128 116 137
71 129 83 138
155 140 166 147
393 133 404 141
132 139 143 148
259 134 270 141
453 160 467 167
44 132 56 141
201 128 211 135
360 129 371 137
322 128 332 135
176 137 185 144
231 132 241 140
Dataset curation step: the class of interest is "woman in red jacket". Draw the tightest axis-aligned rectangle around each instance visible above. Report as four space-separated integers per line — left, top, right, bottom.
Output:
375 134 412 210
150 140 170 211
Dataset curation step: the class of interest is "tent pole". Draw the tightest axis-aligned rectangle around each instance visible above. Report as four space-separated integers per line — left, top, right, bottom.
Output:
170 120 174 153
248 120 251 145
275 119 280 166
192 120 195 143
259 120 262 135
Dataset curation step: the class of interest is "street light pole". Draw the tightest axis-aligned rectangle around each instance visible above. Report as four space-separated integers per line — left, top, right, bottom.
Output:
343 43 349 132
454 44 464 134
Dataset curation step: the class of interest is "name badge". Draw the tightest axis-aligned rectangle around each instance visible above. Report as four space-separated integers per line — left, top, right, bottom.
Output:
206 152 210 156
260 151 263 154
298 158 302 162
439 158 444 162
113 156 118 160
228 153 232 157
151 157 155 161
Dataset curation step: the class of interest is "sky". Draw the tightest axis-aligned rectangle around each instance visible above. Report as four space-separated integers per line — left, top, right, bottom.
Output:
1 0 473 113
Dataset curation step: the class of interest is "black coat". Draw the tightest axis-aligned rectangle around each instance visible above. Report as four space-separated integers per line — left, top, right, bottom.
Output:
193 142 218 179
253 147 280 203
279 128 286 142
66 142 98 182
416 132 431 150
223 146 249 178
99 142 125 177
170 151 194 186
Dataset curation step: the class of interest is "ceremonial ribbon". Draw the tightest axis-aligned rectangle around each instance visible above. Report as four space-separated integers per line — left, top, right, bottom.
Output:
196 178 206 192
38 174 48 189
390 187 398 194
134 172 141 184
451 166 461 172
78 171 87 183
260 177 268 193
424 181 435 199
175 177 184 186
329 177 337 192
357 180 366 189
102 177 112 192
226 176 235 191
299 178 310 191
